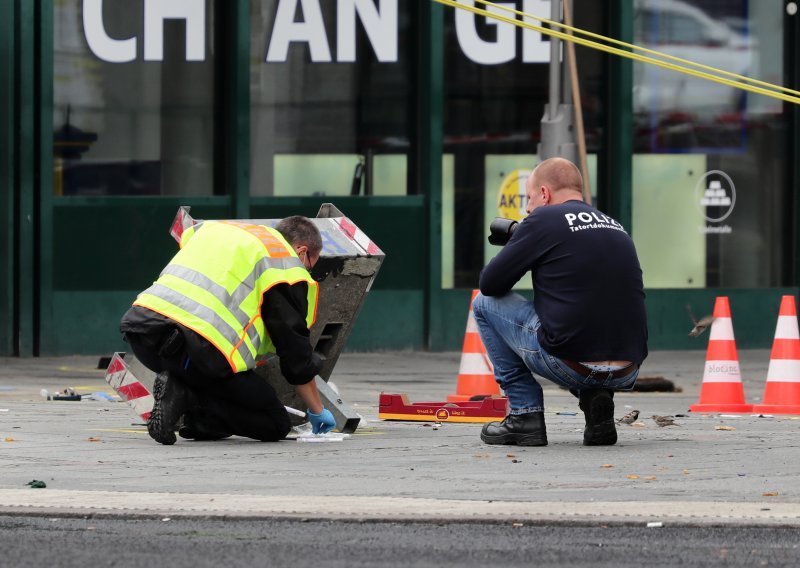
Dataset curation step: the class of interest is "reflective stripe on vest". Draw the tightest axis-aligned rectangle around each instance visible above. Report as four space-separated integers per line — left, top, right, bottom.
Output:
142 282 256 369
134 221 318 373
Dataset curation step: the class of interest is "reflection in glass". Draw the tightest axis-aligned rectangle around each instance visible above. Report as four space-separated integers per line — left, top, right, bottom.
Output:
632 0 786 288
53 0 217 196
633 0 759 153
248 0 411 197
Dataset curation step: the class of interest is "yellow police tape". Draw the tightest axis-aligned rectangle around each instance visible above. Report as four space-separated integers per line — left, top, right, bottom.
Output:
434 0 800 105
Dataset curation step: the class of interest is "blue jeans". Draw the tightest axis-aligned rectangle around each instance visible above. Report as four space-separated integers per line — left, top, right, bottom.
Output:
471 292 639 415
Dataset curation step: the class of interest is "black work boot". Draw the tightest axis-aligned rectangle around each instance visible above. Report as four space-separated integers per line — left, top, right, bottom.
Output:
147 371 192 445
579 389 617 446
178 411 232 441
480 412 548 446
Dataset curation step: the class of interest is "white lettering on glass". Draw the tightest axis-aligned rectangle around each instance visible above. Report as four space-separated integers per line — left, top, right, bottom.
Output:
83 0 205 62
455 0 550 64
337 0 398 63
144 0 206 61
83 0 550 65
522 0 550 63
455 0 516 65
266 0 333 63
83 0 137 63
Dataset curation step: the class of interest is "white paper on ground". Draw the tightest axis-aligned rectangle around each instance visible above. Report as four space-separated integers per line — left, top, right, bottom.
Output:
296 432 350 443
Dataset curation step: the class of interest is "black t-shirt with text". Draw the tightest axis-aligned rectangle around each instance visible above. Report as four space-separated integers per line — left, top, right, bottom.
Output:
479 200 648 364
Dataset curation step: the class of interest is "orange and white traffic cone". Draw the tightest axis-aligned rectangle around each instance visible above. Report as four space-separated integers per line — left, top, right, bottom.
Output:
753 295 800 415
447 290 502 402
689 296 753 413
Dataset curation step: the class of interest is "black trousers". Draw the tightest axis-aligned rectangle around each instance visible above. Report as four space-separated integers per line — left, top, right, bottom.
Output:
124 326 291 442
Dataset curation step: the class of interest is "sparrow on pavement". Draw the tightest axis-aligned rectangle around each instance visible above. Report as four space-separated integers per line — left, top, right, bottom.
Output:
651 415 680 427
686 304 715 337
616 410 640 425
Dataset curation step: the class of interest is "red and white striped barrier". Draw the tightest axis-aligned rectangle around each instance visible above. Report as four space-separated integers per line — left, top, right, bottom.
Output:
332 217 382 255
104 353 154 421
169 206 196 244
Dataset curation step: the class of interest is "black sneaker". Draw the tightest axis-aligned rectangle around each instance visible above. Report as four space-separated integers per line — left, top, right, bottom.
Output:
178 411 232 441
480 412 548 446
579 389 617 446
147 371 191 445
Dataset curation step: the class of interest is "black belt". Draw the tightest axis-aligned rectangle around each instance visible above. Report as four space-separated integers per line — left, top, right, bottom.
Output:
560 359 638 379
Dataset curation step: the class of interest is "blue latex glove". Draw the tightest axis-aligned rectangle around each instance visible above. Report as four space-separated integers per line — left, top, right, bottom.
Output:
307 408 336 434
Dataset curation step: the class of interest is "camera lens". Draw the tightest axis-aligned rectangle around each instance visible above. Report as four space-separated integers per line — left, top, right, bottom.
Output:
488 218 518 246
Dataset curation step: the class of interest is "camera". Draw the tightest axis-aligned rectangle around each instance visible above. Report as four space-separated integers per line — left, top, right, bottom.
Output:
488 217 518 246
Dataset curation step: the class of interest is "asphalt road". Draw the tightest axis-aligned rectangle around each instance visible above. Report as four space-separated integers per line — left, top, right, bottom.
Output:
1 515 799 567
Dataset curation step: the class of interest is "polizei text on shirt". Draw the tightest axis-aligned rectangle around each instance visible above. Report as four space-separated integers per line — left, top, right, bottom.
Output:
565 212 627 233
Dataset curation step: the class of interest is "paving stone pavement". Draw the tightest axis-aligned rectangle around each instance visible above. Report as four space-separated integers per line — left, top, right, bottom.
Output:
0 350 798 526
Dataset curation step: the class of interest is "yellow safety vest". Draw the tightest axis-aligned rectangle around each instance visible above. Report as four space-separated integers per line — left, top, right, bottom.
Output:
134 220 319 373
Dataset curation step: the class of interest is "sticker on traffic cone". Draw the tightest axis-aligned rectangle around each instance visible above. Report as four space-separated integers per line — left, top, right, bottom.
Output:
447 290 502 402
689 296 753 413
753 295 800 415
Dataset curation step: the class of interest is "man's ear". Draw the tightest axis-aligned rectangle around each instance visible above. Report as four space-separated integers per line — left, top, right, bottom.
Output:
542 185 554 205
294 244 308 256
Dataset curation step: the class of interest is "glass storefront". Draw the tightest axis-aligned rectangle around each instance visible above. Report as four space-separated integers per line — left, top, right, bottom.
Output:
632 0 786 288
4 0 797 355
248 0 412 198
53 0 217 196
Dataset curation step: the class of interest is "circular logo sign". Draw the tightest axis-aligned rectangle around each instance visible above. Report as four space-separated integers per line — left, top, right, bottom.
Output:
435 408 450 421
497 169 531 221
695 170 736 223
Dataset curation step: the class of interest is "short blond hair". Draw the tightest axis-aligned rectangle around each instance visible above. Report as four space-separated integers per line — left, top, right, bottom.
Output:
533 157 583 194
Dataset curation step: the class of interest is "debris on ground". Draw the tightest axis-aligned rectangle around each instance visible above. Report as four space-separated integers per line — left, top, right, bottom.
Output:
40 388 81 401
26 480 46 488
81 392 119 402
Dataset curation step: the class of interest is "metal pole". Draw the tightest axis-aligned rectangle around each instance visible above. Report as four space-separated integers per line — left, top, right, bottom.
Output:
538 0 577 165
548 0 561 120
563 0 592 203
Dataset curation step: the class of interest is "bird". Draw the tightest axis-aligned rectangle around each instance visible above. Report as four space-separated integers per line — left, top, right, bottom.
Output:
616 409 640 425
686 304 715 337
651 415 680 427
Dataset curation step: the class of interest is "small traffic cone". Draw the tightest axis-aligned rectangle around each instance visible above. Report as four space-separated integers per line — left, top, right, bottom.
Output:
689 296 753 413
753 295 800 415
447 290 502 402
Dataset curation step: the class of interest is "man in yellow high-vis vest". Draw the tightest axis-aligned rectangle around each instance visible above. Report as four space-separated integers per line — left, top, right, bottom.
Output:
120 215 336 445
